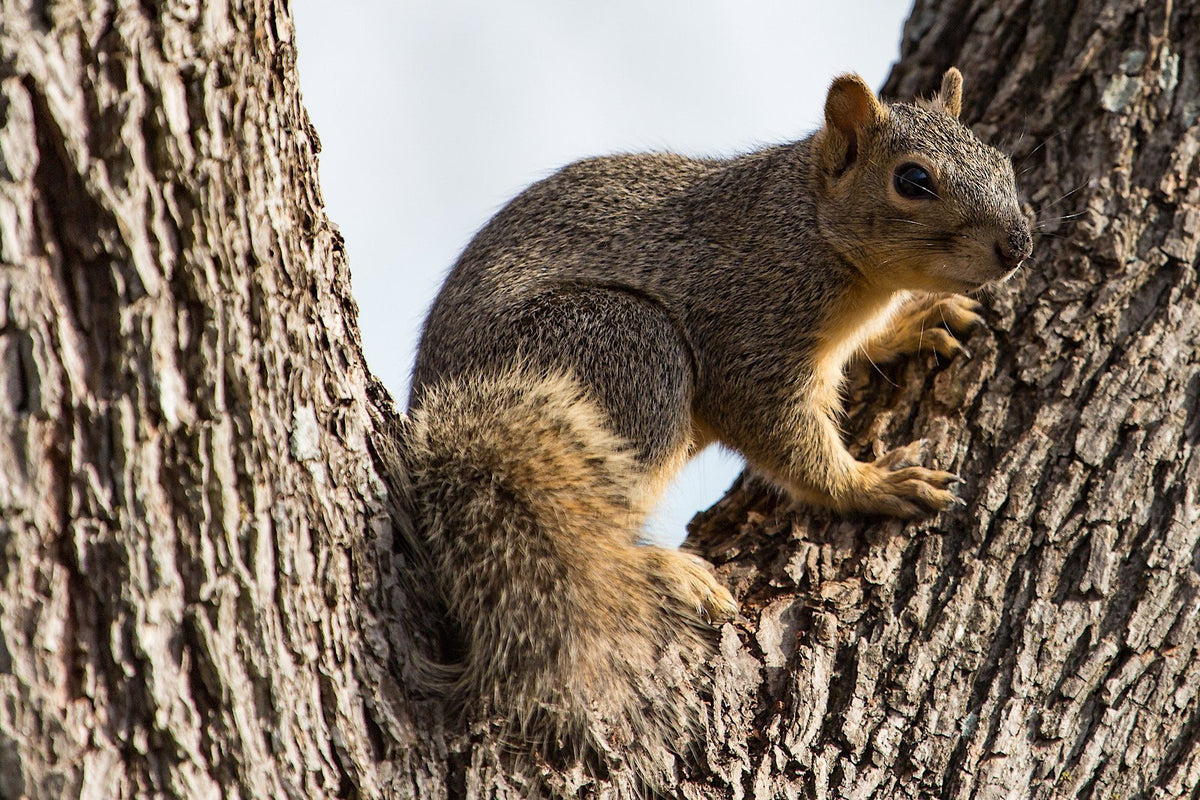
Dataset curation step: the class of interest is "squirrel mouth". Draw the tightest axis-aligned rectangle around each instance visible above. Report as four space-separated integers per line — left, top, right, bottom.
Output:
966 265 1022 292
948 270 1006 293
989 253 1027 285
997 265 1024 284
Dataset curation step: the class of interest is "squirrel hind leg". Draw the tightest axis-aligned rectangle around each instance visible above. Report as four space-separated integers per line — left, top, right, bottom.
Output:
497 283 698 471
406 368 723 781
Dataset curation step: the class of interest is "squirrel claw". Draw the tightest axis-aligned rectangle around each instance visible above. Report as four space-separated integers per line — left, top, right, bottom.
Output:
848 450 961 517
862 293 984 365
648 548 739 626
701 590 739 624
875 440 925 470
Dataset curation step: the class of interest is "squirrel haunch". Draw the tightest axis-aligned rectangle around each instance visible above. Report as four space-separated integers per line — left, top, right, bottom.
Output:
404 67 1030 784
406 370 732 781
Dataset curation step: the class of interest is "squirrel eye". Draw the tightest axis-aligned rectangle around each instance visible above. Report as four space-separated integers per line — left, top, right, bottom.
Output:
894 163 937 199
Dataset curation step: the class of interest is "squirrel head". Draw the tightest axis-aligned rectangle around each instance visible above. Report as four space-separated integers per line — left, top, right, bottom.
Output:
812 68 1032 293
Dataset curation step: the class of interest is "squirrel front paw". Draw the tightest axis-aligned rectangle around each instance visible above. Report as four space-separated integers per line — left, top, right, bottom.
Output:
864 294 983 364
644 548 738 624
845 440 961 518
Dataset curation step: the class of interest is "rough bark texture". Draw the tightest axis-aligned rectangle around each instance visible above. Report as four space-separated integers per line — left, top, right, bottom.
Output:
0 2 432 797
688 1 1200 797
0 0 1197 799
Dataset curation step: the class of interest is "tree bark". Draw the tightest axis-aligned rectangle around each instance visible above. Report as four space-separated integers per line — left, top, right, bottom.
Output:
0 0 1196 799
0 3 434 797
688 1 1200 797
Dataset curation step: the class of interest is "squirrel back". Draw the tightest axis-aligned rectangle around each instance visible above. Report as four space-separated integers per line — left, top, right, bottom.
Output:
404 68 1030 789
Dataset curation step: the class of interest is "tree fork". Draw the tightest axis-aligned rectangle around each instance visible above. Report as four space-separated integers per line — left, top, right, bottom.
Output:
1 0 1198 798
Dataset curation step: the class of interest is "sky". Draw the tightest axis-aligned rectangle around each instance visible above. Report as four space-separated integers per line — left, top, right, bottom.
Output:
291 0 913 544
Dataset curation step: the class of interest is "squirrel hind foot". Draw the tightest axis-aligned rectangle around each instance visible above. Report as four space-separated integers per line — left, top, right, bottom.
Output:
643 547 738 624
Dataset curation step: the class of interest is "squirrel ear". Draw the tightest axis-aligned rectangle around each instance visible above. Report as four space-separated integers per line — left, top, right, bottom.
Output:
821 73 885 174
938 67 963 118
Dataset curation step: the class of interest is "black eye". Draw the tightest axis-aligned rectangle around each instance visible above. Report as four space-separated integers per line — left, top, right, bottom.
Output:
894 163 937 199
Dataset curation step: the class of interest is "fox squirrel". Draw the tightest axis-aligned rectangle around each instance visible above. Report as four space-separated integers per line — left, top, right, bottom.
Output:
403 68 1031 783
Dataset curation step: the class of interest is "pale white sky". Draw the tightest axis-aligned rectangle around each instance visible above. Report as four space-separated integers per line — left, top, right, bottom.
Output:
291 0 913 543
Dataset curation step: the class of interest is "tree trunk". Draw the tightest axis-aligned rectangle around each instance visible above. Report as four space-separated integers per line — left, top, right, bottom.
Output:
688 1 1200 797
0 3 435 797
0 1 1196 799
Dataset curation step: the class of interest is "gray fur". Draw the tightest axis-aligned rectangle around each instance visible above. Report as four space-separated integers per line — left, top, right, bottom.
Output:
405 68 1030 786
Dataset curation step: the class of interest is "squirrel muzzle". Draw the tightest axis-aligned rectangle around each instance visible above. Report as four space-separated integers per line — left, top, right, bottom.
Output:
994 219 1034 275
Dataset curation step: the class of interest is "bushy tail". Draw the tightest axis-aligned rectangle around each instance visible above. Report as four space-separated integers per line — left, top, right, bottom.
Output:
404 370 732 787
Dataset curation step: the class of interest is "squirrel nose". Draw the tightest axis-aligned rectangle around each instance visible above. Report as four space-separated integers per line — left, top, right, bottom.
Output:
995 224 1032 271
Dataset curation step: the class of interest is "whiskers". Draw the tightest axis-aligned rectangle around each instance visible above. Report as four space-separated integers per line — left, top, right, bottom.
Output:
1033 210 1087 230
881 217 934 228
972 281 1001 301
849 238 953 274
856 343 900 388
1006 127 1092 243
1038 181 1090 214
1030 179 1091 247
1012 128 1066 178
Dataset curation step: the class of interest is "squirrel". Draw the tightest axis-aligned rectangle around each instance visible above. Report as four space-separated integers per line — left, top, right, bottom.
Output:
402 68 1031 785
